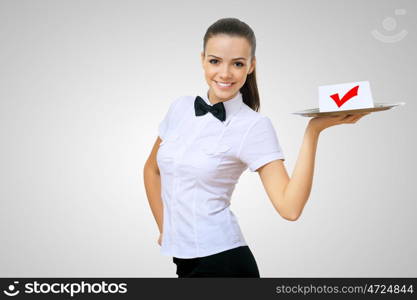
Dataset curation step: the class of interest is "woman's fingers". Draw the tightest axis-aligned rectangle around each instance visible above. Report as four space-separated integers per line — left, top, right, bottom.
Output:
309 112 371 132
331 114 353 123
344 112 370 123
326 114 348 123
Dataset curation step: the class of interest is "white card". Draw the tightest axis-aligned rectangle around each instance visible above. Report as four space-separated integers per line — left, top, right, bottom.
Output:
318 81 374 112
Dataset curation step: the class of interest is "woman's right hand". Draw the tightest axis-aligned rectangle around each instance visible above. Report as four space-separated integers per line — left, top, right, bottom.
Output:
157 233 163 246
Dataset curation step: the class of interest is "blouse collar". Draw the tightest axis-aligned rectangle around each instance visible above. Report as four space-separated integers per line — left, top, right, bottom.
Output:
200 89 244 126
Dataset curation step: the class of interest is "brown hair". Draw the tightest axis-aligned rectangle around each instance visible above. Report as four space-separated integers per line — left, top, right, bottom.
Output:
203 18 260 112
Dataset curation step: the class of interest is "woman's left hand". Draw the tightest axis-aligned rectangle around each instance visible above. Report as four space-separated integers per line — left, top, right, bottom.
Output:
308 112 371 134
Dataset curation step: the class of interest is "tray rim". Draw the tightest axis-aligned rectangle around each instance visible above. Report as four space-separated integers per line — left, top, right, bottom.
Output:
292 102 406 117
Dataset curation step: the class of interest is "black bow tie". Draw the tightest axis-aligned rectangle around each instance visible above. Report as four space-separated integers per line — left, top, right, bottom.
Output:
194 96 226 122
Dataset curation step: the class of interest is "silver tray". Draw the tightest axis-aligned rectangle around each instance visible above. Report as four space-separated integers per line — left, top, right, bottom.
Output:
292 102 406 117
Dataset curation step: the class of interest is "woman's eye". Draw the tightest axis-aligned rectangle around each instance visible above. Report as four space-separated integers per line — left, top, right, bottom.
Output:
208 59 244 67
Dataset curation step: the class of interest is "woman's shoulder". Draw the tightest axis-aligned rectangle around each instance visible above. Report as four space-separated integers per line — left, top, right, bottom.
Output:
162 95 194 114
168 94 195 107
239 102 270 124
168 94 193 104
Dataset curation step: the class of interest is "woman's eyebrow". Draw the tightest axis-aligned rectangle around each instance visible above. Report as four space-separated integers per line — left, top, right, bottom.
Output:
208 54 246 61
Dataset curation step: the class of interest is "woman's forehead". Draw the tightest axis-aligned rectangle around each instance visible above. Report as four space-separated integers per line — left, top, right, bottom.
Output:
206 35 251 58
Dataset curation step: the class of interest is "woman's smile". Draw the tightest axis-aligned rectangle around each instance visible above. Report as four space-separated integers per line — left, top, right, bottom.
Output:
214 80 236 89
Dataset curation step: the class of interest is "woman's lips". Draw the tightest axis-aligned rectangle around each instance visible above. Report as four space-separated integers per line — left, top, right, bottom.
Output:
214 80 235 89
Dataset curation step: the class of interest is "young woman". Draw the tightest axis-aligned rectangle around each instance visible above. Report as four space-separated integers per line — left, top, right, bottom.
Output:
143 18 370 278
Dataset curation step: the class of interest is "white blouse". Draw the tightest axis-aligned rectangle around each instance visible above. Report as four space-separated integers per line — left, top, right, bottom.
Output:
157 90 285 258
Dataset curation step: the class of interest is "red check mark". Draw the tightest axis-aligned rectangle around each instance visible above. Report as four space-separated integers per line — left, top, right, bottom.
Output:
330 85 359 108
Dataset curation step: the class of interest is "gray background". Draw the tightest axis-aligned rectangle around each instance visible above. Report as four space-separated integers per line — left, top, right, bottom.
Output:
0 0 415 277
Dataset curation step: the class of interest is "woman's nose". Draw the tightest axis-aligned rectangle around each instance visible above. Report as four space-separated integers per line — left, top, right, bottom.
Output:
219 66 232 79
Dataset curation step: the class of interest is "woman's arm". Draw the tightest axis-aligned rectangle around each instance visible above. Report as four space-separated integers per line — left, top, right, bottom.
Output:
258 113 370 221
279 124 319 220
143 137 164 234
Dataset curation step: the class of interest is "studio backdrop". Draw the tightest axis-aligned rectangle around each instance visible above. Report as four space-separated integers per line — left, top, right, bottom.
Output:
0 0 415 277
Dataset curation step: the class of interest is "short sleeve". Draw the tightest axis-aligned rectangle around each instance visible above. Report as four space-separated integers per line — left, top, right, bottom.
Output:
158 97 182 140
238 116 285 172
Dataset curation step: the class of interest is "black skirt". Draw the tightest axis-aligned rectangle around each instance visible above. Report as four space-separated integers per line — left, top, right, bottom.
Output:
172 245 260 278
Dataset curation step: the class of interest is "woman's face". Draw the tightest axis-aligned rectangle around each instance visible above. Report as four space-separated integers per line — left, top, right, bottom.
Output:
201 34 256 104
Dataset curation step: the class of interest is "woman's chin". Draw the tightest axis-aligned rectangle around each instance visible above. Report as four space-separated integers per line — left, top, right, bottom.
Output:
211 86 238 100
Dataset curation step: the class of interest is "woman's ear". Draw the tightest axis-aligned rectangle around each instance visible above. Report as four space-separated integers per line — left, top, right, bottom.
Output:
200 52 205 66
248 56 256 75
